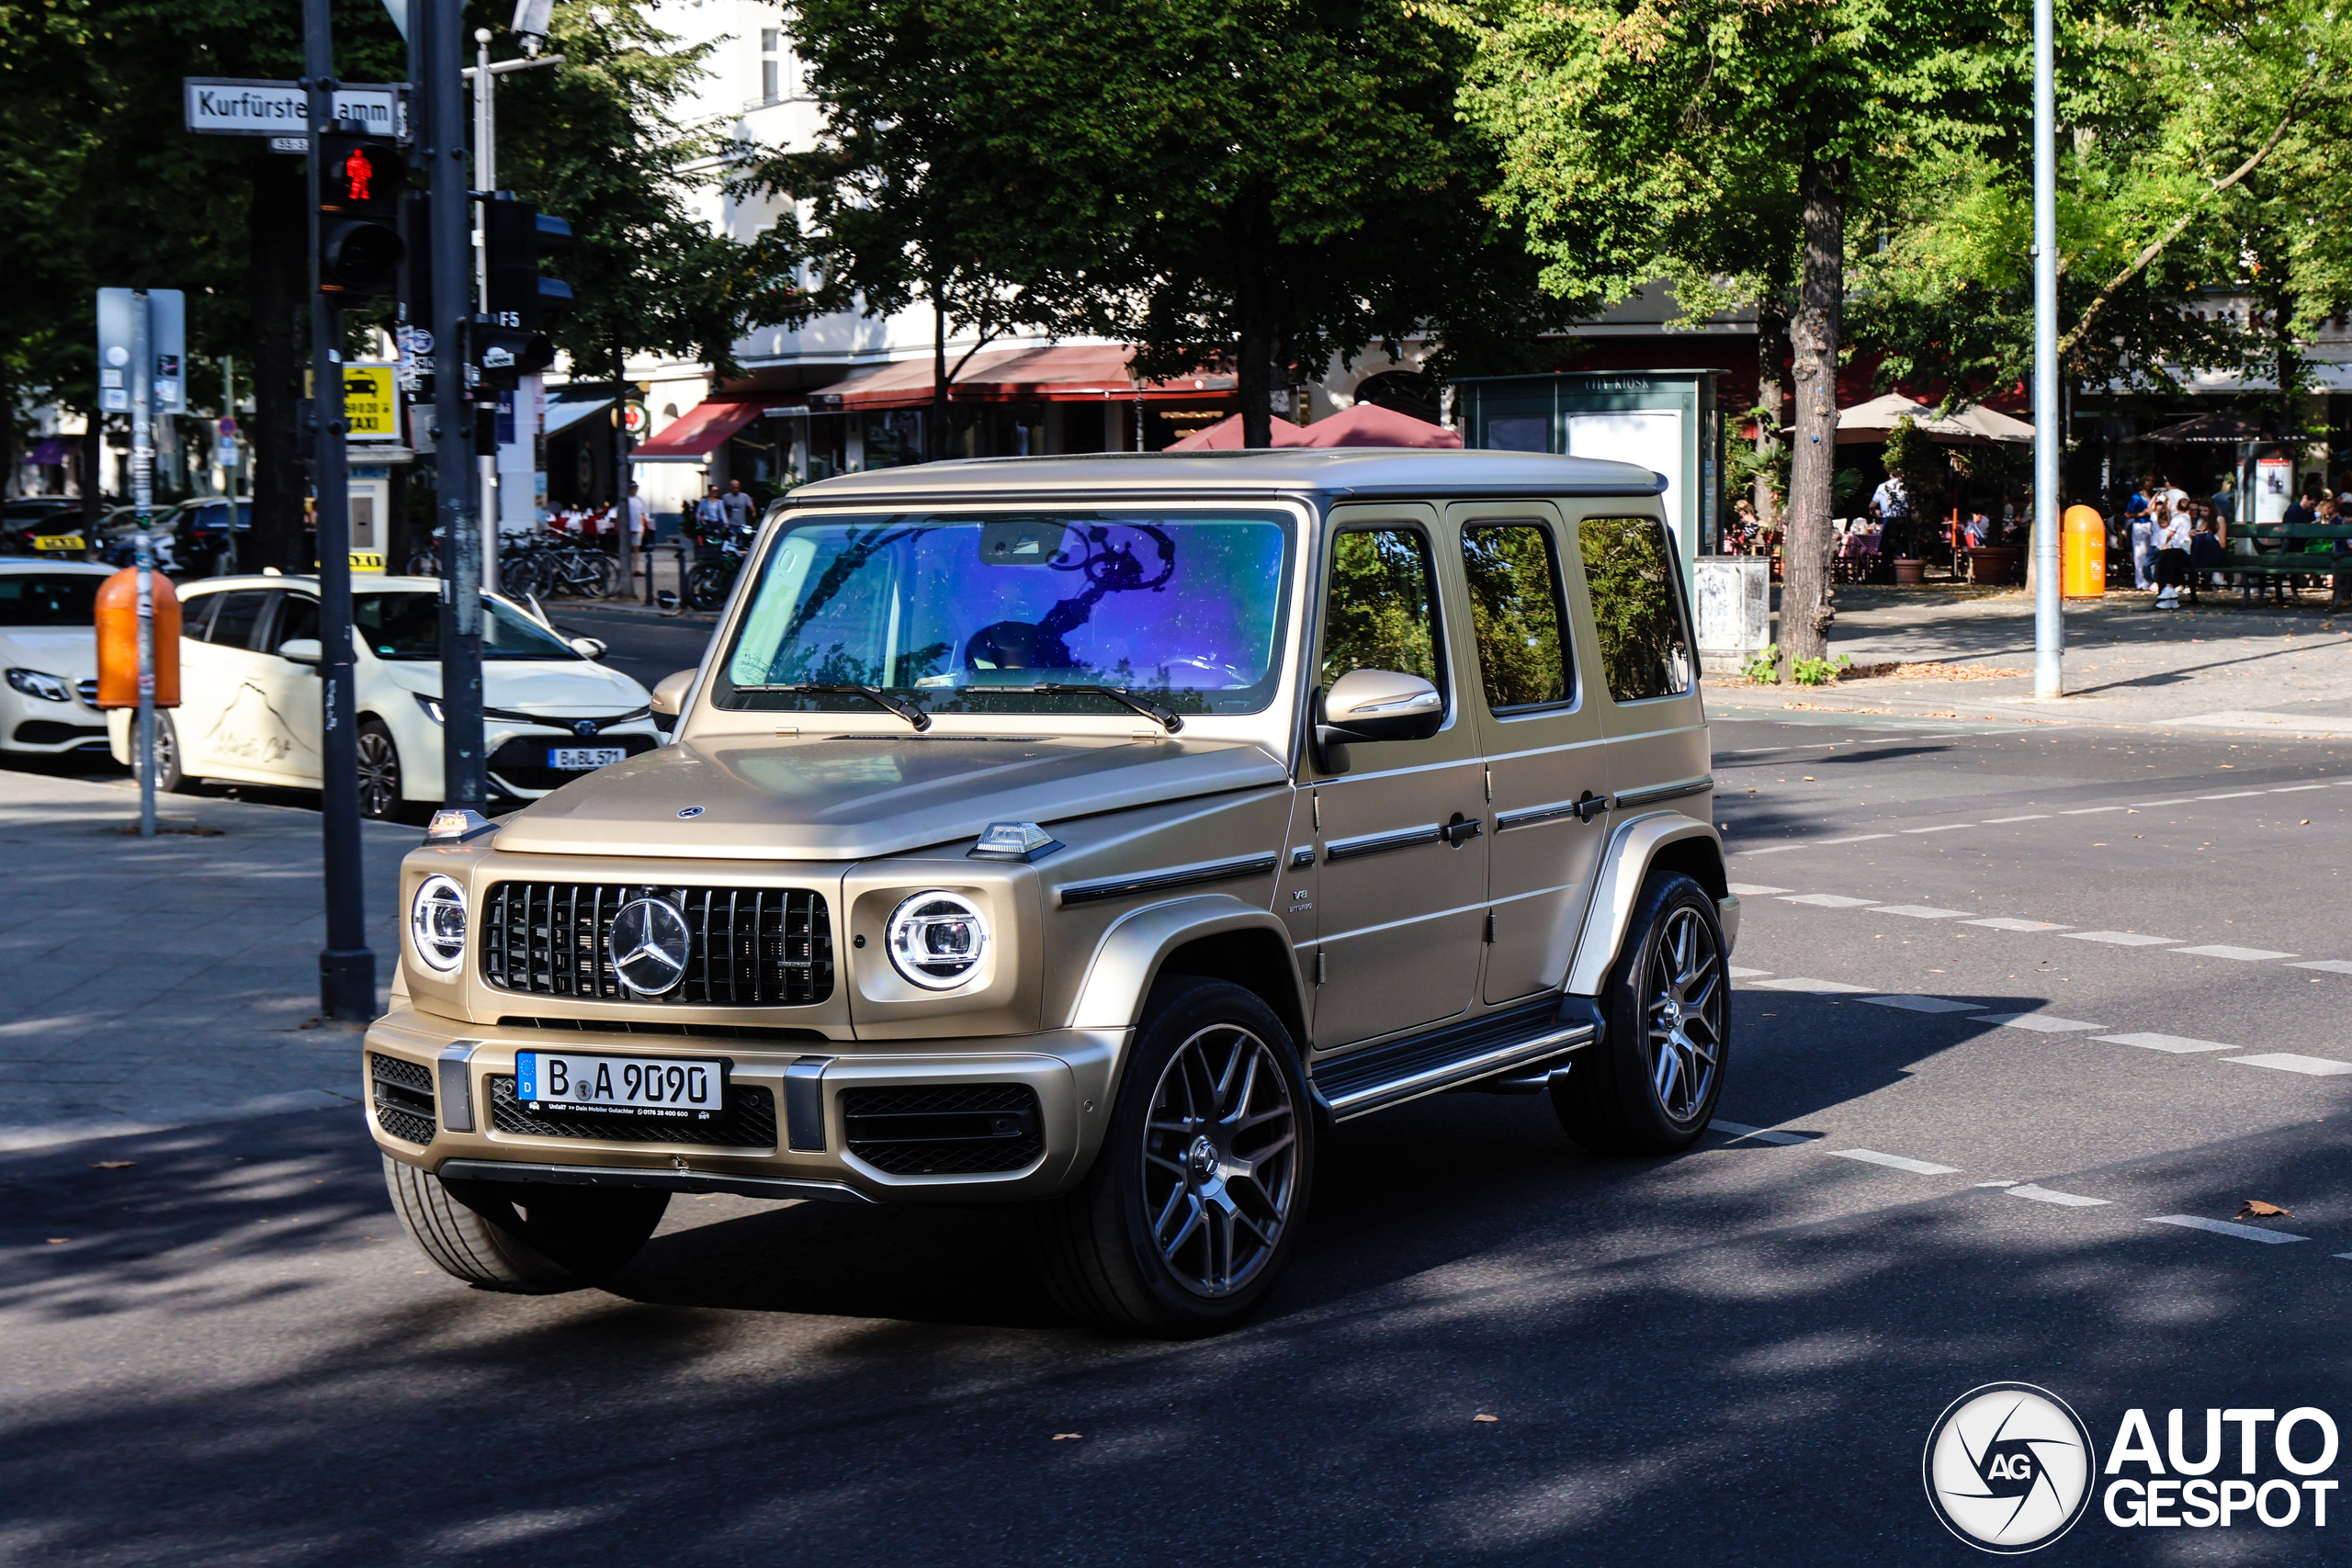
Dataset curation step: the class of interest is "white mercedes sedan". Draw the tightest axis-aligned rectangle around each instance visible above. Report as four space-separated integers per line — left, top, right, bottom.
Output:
0 559 116 759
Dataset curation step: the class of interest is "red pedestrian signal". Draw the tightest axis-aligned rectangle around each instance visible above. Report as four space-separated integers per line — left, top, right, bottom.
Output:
316 133 406 299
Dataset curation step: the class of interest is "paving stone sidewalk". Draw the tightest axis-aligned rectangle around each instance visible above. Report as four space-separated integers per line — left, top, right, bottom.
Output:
0 768 412 1149
1715 583 2352 735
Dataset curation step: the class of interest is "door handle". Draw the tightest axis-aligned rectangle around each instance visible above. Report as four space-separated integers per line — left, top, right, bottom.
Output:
1442 812 1483 848
1573 790 1609 823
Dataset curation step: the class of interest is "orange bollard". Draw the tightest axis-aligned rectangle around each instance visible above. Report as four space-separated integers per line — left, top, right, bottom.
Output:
94 569 181 708
2062 503 2106 598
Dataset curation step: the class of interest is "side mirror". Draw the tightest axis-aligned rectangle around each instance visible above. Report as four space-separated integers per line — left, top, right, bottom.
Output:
1313 669 1442 773
568 636 609 660
277 637 322 669
650 668 696 717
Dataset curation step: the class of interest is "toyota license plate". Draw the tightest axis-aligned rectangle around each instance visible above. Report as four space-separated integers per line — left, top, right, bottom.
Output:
516 1051 727 1119
548 746 627 770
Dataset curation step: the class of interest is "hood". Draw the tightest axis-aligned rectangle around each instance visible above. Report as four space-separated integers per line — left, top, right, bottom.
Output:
0 627 99 674
490 733 1291 860
374 658 649 711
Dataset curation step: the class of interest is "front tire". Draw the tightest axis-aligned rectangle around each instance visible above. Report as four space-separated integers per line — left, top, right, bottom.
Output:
355 717 410 822
1036 978 1312 1337
1552 871 1728 1155
383 1155 669 1292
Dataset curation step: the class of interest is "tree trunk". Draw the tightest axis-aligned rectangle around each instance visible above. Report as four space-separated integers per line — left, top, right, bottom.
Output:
1754 294 1789 532
1782 152 1845 667
1237 261 1272 449
247 155 310 572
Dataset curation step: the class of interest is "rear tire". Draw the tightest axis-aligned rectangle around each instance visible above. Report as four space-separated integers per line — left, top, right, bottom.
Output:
151 710 197 795
1035 977 1312 1337
383 1155 669 1292
1552 871 1728 1156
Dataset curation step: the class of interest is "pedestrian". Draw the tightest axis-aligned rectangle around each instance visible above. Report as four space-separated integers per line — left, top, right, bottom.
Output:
2127 495 2154 590
2151 503 2190 610
721 479 756 530
2188 515 2226 602
627 482 651 552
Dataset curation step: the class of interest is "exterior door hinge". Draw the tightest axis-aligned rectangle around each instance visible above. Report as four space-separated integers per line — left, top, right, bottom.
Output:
1483 764 1492 803
1483 911 1495 945
1315 948 1326 986
1311 790 1320 832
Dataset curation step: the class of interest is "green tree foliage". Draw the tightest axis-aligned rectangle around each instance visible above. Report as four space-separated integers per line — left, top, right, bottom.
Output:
1459 523 1567 707
1578 514 1690 703
1321 529 1440 684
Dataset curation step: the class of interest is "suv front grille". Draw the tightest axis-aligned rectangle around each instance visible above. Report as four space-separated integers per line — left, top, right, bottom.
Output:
842 1083 1044 1176
487 1076 777 1148
482 883 832 1007
370 1053 435 1145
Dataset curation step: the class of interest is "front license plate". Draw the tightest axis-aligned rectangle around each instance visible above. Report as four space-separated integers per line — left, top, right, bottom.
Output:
516 1051 727 1118
548 746 627 770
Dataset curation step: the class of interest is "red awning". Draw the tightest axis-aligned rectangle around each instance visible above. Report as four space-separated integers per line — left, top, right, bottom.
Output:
631 399 764 463
1298 403 1463 449
803 347 1236 412
1166 413 1312 450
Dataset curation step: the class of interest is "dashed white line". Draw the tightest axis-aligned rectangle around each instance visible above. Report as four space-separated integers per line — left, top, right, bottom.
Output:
1780 894 1878 908
1860 995 1987 1014
2006 1184 2110 1208
1964 917 2072 931
1734 844 1811 856
2097 1032 2240 1055
1901 824 1975 834
1709 1119 1812 1146
1870 905 1974 919
1813 834 1894 845
2171 944 2297 962
1827 1148 1962 1176
2062 806 2126 816
2199 791 2267 800
1975 1012 2109 1033
2225 1053 2352 1077
2290 960 2352 975
1751 976 1877 994
1984 814 2052 823
2272 784 2331 793
2150 1215 2310 1245
1727 966 1773 979
2062 931 2180 946
1726 884 1790 897
2132 798 2196 807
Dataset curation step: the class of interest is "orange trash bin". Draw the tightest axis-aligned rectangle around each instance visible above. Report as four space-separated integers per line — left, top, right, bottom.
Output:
94 568 181 708
2062 504 2106 598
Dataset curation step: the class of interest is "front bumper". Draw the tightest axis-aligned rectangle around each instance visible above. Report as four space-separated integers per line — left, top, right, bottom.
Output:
364 1003 1125 1203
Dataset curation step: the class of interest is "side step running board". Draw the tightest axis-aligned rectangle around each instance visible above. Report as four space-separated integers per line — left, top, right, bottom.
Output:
1311 997 1603 1122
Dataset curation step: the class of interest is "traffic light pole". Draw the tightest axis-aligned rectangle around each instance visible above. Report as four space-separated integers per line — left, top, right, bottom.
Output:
305 0 376 1021
424 0 487 810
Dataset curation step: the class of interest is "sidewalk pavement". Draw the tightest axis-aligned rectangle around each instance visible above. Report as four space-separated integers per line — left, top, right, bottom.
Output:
1713 584 2352 737
0 767 412 1150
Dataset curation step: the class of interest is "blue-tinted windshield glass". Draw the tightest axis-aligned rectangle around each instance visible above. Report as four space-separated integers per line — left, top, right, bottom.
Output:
715 511 1292 717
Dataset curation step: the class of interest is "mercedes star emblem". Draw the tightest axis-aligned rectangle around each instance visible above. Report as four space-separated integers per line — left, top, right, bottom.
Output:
608 897 692 995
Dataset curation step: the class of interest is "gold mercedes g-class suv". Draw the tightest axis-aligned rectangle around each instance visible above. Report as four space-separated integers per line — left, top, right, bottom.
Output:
366 449 1735 1336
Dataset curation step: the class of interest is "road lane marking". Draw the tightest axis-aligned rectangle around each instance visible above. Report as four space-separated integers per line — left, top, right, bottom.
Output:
2062 806 2126 815
1813 834 1894 845
2224 1053 2352 1077
2199 791 2267 800
1975 1012 2109 1032
2290 960 2352 975
2132 799 2196 807
1725 884 1790 896
1964 918 2072 931
2006 1185 2110 1207
1709 1120 1813 1145
1827 1148 1962 1176
1984 814 2052 822
1751 976 1877 993
1901 824 1975 834
2062 931 2180 946
2170 945 2297 962
1869 905 1975 919
1779 894 1878 908
1860 995 1988 1013
1733 844 1811 856
2272 784 2331 793
1727 966 1772 978
2150 1215 2310 1245
2097 1032 2240 1055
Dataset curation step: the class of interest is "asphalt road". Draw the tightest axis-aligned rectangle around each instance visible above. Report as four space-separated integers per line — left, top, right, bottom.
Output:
6 706 2352 1563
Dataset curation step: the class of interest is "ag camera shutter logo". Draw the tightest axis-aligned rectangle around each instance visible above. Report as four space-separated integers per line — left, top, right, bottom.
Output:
1923 1383 2098 1553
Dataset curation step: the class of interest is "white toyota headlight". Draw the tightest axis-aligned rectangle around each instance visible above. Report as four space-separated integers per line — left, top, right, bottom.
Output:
886 890 989 989
410 874 469 973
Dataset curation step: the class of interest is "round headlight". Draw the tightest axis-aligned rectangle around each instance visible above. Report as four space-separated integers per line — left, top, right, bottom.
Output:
410 874 468 974
886 890 989 990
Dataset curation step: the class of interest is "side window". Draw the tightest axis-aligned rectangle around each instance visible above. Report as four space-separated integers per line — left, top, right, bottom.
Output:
202 590 271 650
1577 516 1693 703
1461 524 1570 711
274 594 321 649
1319 527 1442 691
180 594 219 641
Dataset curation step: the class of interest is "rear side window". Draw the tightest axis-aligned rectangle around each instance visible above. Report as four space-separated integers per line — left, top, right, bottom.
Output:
201 590 271 650
1320 527 1441 688
1460 524 1569 710
1577 516 1692 703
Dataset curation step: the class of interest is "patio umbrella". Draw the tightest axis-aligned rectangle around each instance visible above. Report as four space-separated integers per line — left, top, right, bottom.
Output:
1297 402 1464 448
1164 413 1311 450
2139 408 2318 445
1833 392 2030 446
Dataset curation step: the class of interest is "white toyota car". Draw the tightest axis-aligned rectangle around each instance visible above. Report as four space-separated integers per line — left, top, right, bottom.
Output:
1 559 117 760
108 572 659 819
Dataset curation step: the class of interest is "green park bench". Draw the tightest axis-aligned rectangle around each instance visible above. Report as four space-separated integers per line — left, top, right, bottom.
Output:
2222 524 2352 606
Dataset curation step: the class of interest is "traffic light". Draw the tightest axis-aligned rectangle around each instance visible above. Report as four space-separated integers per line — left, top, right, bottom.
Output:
471 197 573 395
317 134 407 299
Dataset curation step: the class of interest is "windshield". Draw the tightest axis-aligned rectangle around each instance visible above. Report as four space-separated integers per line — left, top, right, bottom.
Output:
355 592 580 661
0 572 101 626
712 510 1294 719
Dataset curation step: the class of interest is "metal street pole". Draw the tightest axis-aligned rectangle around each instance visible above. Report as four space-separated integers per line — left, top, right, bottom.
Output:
307 0 377 1021
428 0 487 809
130 292 156 840
2031 0 2064 697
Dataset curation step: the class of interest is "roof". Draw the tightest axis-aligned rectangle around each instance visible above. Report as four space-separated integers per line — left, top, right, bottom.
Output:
780 449 1668 506
180 573 441 593
632 399 764 463
0 558 113 573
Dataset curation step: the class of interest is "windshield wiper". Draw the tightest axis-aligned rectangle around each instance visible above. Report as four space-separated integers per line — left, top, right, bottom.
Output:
749 682 932 731
1010 683 1184 733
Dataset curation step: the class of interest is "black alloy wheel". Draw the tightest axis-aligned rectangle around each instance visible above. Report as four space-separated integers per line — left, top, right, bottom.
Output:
355 718 405 821
1552 870 1728 1155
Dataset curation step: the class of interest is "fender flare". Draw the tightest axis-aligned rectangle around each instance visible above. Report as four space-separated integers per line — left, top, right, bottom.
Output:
1562 811 1731 997
1064 894 1307 1035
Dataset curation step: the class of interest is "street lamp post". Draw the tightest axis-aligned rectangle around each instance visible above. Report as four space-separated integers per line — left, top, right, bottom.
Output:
2031 0 2064 697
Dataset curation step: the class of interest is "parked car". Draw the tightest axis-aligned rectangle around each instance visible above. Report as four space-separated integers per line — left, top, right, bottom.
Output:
0 559 116 757
107 573 658 818
1 497 92 558
361 450 1734 1335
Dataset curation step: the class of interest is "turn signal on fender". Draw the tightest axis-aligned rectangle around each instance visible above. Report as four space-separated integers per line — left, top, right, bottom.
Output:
94 569 180 708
